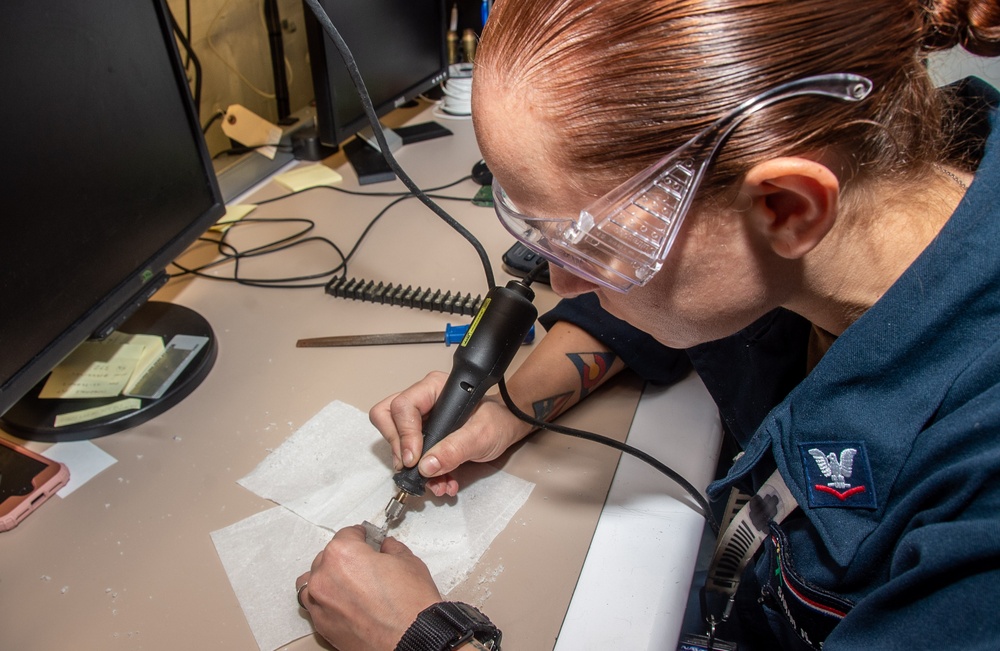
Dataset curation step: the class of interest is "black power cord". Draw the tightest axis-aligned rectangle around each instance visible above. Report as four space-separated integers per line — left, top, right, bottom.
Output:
302 0 494 290
170 177 476 288
498 263 718 534
167 3 202 116
302 0 717 532
263 0 291 119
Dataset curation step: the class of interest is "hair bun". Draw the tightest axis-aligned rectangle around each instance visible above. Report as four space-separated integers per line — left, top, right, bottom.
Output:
921 0 1000 56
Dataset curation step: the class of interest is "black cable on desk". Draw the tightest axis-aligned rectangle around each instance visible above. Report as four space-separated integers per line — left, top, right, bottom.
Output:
299 1 721 532
168 3 201 116
250 174 476 205
171 216 347 288
170 182 479 288
213 143 294 159
499 378 720 535
302 0 495 291
497 265 721 535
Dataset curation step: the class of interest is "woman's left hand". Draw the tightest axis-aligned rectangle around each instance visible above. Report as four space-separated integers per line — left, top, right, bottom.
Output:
295 524 442 651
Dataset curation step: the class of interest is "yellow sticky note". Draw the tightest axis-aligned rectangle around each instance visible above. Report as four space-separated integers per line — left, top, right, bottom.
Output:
39 332 164 399
274 164 343 192
110 333 166 394
54 398 142 428
212 204 258 233
40 342 146 399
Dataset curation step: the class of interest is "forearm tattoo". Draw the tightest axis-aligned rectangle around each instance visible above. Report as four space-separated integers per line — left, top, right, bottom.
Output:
528 351 618 422
567 352 618 399
532 391 573 421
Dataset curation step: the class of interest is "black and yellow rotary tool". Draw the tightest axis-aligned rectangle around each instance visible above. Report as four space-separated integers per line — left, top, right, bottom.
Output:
363 279 538 549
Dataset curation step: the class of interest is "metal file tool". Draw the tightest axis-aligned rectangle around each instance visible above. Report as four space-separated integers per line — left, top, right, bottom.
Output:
296 324 534 348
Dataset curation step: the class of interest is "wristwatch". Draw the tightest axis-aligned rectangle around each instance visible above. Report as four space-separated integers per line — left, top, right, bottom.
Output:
395 602 502 651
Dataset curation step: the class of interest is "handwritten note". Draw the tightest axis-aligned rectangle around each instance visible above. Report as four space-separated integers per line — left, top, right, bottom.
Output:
39 333 164 399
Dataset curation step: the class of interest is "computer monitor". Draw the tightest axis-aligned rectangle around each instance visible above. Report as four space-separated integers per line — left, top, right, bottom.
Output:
0 0 225 441
304 0 450 184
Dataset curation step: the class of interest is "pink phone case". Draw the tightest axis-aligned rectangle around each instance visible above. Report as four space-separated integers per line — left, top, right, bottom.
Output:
0 438 69 532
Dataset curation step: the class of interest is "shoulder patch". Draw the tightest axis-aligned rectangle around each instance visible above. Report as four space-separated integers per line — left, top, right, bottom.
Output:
799 441 877 509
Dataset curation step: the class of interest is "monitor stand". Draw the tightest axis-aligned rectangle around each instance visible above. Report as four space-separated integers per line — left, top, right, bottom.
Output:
344 120 453 185
0 302 218 442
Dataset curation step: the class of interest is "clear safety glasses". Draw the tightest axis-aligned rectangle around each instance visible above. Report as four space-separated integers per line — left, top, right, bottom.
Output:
493 73 873 292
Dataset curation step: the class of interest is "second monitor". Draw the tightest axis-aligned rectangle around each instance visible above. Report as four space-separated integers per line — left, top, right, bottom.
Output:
304 0 451 184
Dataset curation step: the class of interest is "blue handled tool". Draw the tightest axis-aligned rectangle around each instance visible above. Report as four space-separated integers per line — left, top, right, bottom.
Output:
296 322 535 348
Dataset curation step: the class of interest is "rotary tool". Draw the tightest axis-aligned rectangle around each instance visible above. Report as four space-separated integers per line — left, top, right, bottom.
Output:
363 278 538 549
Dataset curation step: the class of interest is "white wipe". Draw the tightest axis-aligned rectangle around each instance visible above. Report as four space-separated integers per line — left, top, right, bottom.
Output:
213 400 534 651
210 507 330 651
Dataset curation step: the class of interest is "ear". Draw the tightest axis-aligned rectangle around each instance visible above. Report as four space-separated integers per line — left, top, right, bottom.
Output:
741 157 840 259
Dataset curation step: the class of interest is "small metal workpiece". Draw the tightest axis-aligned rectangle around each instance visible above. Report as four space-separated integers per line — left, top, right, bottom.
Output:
362 519 388 551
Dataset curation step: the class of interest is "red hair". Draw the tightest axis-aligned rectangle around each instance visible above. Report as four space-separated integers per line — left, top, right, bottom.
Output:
476 0 1000 197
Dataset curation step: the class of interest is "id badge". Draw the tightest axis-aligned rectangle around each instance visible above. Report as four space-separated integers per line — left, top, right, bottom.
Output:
678 633 738 651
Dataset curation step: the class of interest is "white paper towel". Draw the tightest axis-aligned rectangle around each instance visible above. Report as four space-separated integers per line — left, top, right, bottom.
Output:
212 400 534 651
211 507 331 651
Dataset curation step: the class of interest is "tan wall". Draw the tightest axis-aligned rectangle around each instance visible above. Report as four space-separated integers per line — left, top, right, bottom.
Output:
166 0 314 157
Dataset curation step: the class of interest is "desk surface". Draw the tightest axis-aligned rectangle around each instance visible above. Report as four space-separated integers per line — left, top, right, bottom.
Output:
0 103 717 650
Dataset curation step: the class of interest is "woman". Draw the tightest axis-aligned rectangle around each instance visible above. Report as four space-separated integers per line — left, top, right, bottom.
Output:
296 1 1000 649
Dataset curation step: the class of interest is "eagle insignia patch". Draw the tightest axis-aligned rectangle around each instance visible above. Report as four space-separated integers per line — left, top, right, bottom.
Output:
799 442 877 509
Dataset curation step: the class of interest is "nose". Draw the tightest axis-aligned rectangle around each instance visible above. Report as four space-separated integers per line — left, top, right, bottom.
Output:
548 266 600 298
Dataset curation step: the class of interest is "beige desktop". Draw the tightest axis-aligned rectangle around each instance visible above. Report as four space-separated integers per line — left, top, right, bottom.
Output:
0 105 717 650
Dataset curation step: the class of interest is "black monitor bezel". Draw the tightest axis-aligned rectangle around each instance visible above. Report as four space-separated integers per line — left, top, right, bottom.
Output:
0 0 226 417
303 0 449 149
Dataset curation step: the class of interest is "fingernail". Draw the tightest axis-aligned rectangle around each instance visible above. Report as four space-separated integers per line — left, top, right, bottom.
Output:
392 454 402 471
419 456 441 476
403 449 414 466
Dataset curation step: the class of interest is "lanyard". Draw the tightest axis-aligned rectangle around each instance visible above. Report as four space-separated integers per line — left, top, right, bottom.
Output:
702 469 798 632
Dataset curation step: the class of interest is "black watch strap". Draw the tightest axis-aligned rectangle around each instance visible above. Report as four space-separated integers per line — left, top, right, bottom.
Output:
396 602 502 651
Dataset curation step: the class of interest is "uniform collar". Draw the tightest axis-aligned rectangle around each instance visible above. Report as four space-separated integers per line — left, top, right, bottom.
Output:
709 78 1000 565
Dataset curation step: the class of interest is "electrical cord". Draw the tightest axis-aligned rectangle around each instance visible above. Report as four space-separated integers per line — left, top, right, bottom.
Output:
497 364 719 534
252 175 475 204
207 0 277 100
212 143 294 159
184 0 192 70
170 216 347 288
497 262 719 534
168 3 202 114
170 178 476 288
303 0 494 290
202 109 226 134
301 0 718 531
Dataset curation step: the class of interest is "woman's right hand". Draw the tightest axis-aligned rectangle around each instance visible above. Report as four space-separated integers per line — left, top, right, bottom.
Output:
370 320 626 496
369 371 534 496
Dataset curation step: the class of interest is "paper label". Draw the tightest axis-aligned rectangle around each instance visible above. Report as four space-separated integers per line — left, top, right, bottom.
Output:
221 104 282 159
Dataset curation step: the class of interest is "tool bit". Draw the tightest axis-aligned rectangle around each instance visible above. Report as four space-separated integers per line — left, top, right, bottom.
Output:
362 280 538 550
361 489 409 550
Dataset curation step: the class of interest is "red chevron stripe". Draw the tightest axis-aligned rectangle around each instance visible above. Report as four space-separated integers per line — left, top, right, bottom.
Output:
813 485 866 501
